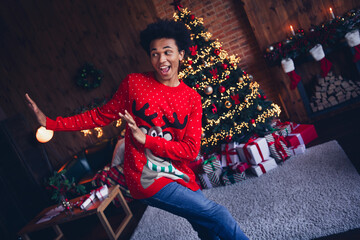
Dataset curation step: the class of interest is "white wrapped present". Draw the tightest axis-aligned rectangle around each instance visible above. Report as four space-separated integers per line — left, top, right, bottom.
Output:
95 185 109 200
80 191 96 210
237 138 270 165
290 144 306 155
221 142 241 167
250 157 277 177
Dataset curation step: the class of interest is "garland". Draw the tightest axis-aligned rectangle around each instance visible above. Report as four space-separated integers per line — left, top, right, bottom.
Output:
75 63 103 89
46 170 86 203
264 8 360 66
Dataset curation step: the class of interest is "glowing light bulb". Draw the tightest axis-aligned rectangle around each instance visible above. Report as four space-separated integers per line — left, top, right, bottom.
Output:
36 126 54 143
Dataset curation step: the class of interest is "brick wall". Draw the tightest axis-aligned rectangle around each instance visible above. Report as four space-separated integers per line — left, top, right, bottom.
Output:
152 0 279 104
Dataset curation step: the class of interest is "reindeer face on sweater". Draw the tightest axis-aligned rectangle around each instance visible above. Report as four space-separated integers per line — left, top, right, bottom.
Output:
132 100 190 189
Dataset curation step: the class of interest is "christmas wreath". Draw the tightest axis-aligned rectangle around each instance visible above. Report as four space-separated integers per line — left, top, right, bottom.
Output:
75 63 103 89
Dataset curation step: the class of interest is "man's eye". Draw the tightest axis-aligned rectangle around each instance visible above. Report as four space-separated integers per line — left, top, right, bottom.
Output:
152 53 158 57
165 51 172 55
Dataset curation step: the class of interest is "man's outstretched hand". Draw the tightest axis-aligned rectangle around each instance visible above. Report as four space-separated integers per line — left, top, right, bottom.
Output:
119 110 146 145
25 93 47 127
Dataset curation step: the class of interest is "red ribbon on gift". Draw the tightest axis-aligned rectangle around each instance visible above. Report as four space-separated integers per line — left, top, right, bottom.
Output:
258 163 266 174
320 58 333 77
231 162 249 173
221 144 237 166
268 133 289 162
243 138 264 164
354 45 360 62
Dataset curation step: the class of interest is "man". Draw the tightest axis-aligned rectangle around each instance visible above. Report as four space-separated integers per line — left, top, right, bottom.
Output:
26 19 249 240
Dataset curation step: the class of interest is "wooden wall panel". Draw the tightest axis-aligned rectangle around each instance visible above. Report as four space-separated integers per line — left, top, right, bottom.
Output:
242 0 360 122
0 0 158 167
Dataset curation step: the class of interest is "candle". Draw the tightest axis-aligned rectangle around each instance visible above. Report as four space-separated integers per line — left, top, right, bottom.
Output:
329 8 335 19
290 25 295 36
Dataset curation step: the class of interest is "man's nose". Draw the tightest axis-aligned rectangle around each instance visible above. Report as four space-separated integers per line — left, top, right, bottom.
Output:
159 53 166 63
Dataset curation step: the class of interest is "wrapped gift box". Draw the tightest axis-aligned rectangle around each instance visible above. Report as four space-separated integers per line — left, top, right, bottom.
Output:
80 191 96 210
221 142 241 167
291 124 318 145
221 168 246 185
265 132 292 163
198 172 222 189
285 132 304 148
202 154 222 174
95 185 109 200
250 157 277 177
237 137 270 165
199 155 222 189
231 162 250 173
290 144 306 155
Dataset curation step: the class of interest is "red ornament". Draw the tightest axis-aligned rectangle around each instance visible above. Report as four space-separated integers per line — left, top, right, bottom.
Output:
214 49 220 55
222 63 228 70
250 119 255 124
189 45 198 56
225 75 230 79
190 14 195 20
258 94 262 98
188 60 193 65
263 95 267 100
219 86 226 93
195 84 200 88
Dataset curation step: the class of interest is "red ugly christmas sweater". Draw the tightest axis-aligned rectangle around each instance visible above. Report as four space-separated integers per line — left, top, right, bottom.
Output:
46 72 203 199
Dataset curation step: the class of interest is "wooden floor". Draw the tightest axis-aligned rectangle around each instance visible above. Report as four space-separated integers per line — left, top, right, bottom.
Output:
28 104 360 240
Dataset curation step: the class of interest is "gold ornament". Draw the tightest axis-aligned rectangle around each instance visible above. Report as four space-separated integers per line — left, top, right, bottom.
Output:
201 132 206 138
202 75 207 80
244 98 248 102
204 86 213 95
238 77 244 83
210 57 214 62
225 101 232 108
257 105 262 111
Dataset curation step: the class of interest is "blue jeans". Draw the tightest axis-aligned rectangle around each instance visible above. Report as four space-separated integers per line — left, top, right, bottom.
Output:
141 182 249 240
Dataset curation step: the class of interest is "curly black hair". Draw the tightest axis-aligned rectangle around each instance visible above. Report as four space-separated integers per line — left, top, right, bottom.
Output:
140 19 192 56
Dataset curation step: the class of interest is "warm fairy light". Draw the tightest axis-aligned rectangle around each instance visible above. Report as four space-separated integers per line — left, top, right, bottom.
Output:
329 8 335 19
81 129 92 136
36 126 54 143
94 127 103 138
115 119 122 127
290 25 295 36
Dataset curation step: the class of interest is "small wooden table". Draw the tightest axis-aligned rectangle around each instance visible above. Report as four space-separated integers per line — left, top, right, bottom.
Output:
18 185 132 240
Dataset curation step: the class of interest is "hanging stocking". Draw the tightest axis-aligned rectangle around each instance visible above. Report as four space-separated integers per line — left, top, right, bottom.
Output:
345 29 360 62
281 58 301 90
309 44 332 78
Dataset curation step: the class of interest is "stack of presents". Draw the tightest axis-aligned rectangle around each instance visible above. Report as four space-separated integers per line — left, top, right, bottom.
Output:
188 120 318 189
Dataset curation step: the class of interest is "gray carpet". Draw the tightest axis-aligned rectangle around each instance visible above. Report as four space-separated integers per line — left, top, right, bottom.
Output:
130 140 360 240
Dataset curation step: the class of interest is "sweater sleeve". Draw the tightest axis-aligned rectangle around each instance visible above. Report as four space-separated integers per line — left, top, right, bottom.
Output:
46 75 130 131
144 93 202 162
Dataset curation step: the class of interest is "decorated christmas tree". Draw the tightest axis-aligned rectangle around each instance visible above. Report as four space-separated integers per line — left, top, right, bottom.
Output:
173 6 281 154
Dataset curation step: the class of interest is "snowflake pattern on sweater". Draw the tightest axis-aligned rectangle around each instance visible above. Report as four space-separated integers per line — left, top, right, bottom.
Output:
46 72 202 199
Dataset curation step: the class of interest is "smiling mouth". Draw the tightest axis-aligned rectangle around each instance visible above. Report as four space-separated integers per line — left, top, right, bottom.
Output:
160 66 170 74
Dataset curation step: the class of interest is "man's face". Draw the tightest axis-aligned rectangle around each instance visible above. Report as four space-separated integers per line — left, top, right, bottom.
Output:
149 38 185 85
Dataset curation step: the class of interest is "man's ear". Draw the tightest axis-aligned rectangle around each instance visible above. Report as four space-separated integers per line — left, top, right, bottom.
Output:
179 50 185 61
